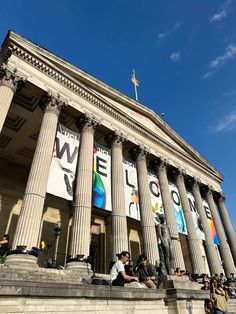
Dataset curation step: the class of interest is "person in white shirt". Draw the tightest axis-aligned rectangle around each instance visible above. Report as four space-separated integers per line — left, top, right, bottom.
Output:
110 251 138 286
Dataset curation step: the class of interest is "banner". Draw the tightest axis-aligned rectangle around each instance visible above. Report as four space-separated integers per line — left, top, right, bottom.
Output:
148 173 164 224
169 183 188 234
47 124 80 200
187 192 205 240
202 199 220 245
123 160 140 220
92 143 112 211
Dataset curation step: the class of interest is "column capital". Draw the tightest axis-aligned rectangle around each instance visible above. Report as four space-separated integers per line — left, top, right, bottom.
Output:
190 176 202 190
105 130 127 147
39 92 68 116
131 144 149 161
219 192 226 200
150 156 169 172
0 63 26 92
214 191 226 201
173 166 187 181
76 113 101 133
206 185 215 198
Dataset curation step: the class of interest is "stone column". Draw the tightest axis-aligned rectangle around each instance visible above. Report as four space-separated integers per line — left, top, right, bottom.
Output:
156 158 185 271
0 64 26 133
206 188 236 278
191 179 222 275
110 131 128 261
175 170 206 275
135 147 159 264
5 93 66 268
67 114 99 272
215 193 236 265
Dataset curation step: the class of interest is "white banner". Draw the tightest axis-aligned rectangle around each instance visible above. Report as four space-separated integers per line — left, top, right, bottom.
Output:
169 183 188 234
148 173 164 224
47 124 80 200
187 191 205 240
92 143 112 211
123 160 140 220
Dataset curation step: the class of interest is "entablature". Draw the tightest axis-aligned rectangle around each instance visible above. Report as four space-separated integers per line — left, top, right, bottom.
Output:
1 31 223 190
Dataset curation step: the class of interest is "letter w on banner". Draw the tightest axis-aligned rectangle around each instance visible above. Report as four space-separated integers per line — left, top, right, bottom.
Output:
47 123 80 200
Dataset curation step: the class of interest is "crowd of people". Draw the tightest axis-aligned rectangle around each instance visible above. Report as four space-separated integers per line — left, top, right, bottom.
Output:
201 272 236 314
110 251 162 289
1 236 236 313
110 251 191 289
110 251 236 313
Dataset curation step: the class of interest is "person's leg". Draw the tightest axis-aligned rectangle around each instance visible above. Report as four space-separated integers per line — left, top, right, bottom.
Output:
144 279 157 289
213 310 225 314
112 278 124 286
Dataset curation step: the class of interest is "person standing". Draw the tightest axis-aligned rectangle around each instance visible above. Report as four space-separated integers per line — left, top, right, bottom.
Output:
211 280 228 314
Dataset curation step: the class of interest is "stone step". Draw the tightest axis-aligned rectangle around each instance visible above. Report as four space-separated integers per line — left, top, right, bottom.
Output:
228 298 236 314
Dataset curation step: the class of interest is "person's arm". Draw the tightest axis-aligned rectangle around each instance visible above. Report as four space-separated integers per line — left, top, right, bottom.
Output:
224 289 229 301
137 267 146 282
0 239 8 245
147 264 158 281
119 271 138 282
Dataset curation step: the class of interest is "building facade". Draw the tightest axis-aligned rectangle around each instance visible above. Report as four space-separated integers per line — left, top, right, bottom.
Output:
0 31 235 278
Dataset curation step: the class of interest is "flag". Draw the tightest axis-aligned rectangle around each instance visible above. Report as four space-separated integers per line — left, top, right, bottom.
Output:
131 70 140 86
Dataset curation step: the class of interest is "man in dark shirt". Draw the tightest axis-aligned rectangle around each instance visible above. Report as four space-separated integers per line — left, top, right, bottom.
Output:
136 254 158 289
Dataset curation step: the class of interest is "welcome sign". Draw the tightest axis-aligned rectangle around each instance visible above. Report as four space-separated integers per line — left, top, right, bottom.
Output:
47 127 219 244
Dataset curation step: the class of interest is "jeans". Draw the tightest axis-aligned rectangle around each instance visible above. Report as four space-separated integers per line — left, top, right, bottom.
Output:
214 309 228 314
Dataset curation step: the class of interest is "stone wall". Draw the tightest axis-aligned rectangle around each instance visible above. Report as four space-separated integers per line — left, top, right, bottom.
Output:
0 267 210 314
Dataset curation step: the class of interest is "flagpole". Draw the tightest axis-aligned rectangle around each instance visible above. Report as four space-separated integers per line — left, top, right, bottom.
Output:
133 69 138 101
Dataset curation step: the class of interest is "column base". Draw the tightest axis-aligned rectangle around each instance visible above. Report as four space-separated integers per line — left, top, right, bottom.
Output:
4 254 38 270
66 261 93 278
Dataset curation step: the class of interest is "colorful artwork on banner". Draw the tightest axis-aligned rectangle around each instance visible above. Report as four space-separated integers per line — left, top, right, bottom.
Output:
202 199 220 245
187 192 205 240
148 173 164 224
92 143 112 211
123 160 140 220
169 183 188 234
47 123 80 200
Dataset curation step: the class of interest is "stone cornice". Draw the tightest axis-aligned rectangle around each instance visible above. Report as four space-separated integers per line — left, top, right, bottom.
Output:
2 31 223 183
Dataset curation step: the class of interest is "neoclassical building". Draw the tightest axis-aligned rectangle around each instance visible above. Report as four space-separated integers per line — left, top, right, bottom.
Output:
0 31 235 279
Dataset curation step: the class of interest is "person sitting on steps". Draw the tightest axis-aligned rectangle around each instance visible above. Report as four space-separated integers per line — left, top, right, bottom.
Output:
110 251 138 287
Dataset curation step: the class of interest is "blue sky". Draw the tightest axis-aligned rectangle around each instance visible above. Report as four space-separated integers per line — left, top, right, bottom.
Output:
0 1 236 230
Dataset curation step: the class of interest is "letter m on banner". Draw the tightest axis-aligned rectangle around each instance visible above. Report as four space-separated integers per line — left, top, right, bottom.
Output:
47 123 80 200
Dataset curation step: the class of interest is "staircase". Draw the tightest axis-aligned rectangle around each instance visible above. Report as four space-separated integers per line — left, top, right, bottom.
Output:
228 298 236 314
